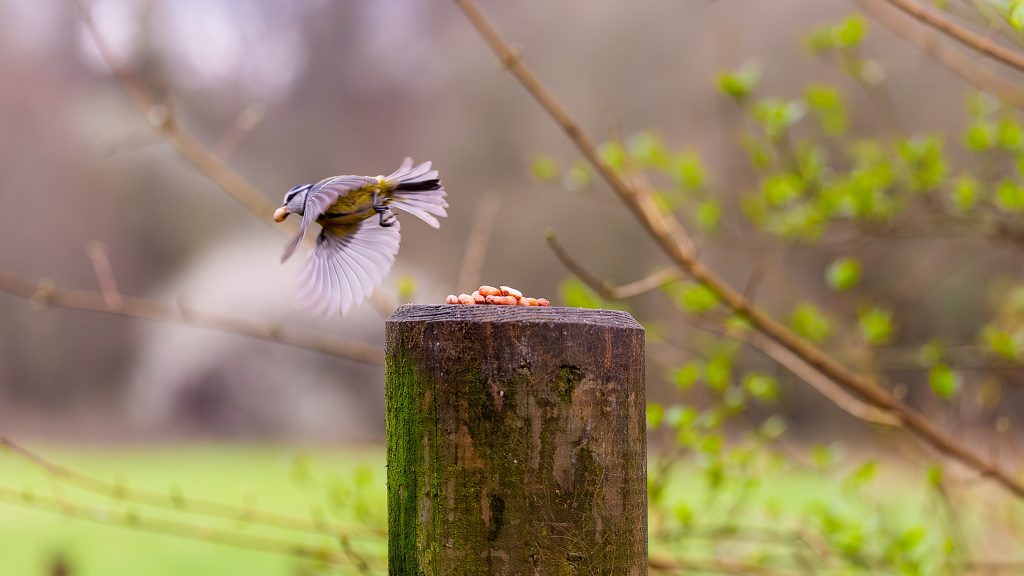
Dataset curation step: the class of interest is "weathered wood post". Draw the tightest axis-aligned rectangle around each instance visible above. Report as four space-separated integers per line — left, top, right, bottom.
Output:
386 304 647 575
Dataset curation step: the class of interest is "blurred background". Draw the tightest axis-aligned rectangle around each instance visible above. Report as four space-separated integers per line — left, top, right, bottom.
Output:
2 0 1024 574
0 0 986 441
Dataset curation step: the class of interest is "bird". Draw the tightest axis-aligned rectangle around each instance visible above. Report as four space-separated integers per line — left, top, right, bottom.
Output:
273 157 447 315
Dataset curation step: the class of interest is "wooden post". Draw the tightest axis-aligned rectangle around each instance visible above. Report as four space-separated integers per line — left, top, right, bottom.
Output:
386 304 647 575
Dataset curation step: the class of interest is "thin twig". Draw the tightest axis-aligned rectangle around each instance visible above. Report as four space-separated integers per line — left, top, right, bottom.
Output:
546 230 680 299
861 0 1024 106
745 333 901 427
453 0 1024 498
0 437 383 540
0 265 383 366
0 486 385 572
550 232 899 426
74 0 288 231
216 102 267 161
456 192 502 292
86 241 123 310
879 0 1024 74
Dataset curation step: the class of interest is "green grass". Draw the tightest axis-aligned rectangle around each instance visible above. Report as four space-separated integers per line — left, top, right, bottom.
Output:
0 444 1009 575
0 445 388 576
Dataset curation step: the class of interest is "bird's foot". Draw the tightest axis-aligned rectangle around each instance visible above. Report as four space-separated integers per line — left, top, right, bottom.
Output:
372 191 397 227
377 208 398 227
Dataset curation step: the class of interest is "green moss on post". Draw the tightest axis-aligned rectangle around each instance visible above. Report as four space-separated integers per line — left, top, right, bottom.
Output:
386 305 647 575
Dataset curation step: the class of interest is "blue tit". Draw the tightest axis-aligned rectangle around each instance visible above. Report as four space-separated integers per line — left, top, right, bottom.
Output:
274 157 447 315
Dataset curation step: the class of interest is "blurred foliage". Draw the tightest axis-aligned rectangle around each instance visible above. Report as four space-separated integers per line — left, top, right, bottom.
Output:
531 9 1024 574
5 3 1024 574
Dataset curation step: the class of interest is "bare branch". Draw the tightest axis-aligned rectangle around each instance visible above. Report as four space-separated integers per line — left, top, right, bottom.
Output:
745 333 902 427
216 102 267 161
546 232 899 425
0 486 384 572
0 265 383 366
0 436 383 540
456 192 502 292
861 0 1024 106
545 230 680 300
86 241 123 310
454 0 1024 498
878 0 1024 74
74 0 289 231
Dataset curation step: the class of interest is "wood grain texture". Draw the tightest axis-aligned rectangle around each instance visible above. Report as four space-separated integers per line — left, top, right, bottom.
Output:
386 304 647 575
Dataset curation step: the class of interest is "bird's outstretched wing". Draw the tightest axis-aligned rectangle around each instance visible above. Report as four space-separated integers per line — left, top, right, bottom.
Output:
280 175 377 263
296 218 401 315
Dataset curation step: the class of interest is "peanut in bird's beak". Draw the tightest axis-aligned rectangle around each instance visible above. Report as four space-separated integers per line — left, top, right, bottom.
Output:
273 206 290 222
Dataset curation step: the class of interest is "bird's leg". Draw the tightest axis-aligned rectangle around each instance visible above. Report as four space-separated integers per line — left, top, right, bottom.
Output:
372 190 397 227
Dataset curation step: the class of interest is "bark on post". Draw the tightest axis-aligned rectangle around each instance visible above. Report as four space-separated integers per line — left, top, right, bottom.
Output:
385 304 647 575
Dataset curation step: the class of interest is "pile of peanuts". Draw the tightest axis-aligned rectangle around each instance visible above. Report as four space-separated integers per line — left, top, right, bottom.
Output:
446 285 551 307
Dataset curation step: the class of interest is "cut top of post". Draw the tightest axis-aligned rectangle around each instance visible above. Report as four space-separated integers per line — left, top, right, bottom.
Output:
387 303 644 331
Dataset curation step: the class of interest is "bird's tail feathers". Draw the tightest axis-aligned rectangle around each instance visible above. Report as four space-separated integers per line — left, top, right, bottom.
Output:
385 158 448 229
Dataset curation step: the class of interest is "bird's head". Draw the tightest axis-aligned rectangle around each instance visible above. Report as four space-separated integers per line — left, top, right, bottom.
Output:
274 183 312 222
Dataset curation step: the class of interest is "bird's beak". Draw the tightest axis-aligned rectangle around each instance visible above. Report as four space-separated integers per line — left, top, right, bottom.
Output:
273 206 290 222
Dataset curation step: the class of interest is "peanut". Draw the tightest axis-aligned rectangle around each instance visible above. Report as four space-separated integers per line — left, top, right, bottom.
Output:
478 285 501 297
446 294 459 304
536 298 551 307
499 285 523 299
486 295 517 306
458 294 475 305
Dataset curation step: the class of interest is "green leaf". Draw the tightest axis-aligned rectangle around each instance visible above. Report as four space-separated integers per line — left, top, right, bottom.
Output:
858 306 894 345
705 353 733 392
673 503 694 527
807 15 868 53
695 200 722 231
759 415 787 439
752 99 806 139
950 176 979 212
999 117 1024 152
670 151 706 190
896 136 947 192
804 84 848 136
664 282 719 313
844 460 878 490
917 341 946 367
811 445 837 469
396 275 417 302
982 327 1021 360
560 278 604 309
531 155 559 182
926 464 944 487
671 363 701 390
1011 0 1024 30
995 180 1024 212
647 403 665 429
762 173 805 207
825 258 861 291
743 373 780 402
680 283 719 313
628 131 670 168
563 160 591 191
717 64 761 102
835 15 868 47
790 302 834 343
601 140 627 170
929 364 960 399
964 122 995 152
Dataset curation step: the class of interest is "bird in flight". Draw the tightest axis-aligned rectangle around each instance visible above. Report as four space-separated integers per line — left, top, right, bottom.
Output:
273 158 447 315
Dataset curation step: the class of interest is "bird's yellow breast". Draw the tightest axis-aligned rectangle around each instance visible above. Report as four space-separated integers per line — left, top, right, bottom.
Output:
316 183 387 228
